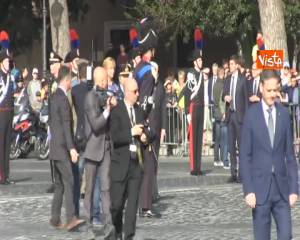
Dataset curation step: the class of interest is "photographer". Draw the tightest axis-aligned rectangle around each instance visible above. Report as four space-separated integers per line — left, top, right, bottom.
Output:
83 67 117 238
110 78 155 240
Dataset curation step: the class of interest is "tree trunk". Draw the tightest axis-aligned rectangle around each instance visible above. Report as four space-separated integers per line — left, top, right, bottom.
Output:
257 0 289 62
292 34 299 69
49 0 70 60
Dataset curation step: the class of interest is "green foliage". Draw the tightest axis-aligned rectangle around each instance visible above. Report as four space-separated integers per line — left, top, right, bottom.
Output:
0 0 89 55
283 0 300 37
127 0 259 41
0 0 42 54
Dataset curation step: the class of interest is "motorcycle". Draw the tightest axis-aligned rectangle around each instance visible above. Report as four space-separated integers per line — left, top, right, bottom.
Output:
35 100 50 160
10 92 37 159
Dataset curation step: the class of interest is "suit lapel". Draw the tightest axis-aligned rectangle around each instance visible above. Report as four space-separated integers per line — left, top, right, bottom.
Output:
273 103 281 149
120 101 132 129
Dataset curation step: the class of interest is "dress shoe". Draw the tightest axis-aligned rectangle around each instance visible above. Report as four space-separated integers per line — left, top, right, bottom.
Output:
103 223 115 239
46 184 54 193
236 177 242 184
49 219 65 230
227 176 237 183
4 179 15 185
65 217 85 231
139 209 161 218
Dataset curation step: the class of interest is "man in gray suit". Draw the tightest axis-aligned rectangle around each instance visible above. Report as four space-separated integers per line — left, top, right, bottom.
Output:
83 67 117 237
49 65 85 231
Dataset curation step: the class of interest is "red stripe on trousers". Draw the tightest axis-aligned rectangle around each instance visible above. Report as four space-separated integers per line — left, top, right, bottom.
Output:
188 102 194 171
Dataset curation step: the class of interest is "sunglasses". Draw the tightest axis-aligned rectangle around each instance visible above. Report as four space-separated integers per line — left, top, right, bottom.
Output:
130 89 138 94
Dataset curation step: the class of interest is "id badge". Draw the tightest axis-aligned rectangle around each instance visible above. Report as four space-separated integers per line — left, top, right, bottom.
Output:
129 144 137 152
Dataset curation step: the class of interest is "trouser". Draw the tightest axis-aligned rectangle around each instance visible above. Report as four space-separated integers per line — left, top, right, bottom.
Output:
110 159 142 240
228 111 242 179
252 175 292 240
84 145 112 225
51 159 75 223
214 121 229 166
188 102 204 172
0 111 13 183
139 148 156 210
72 162 80 217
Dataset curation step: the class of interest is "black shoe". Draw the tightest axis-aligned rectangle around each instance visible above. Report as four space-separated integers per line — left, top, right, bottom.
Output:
152 194 161 203
236 177 242 184
139 209 161 218
227 176 237 183
46 184 54 193
190 170 205 176
4 179 15 185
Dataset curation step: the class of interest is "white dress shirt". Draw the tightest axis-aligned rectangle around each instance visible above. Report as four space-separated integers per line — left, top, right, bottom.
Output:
261 99 276 134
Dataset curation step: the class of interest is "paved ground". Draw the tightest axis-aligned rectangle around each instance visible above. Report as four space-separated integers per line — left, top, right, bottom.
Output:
1 155 300 240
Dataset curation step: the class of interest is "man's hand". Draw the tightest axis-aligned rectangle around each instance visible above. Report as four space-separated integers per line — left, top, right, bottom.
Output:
249 95 260 103
289 194 298 208
224 95 232 103
131 124 144 136
245 193 256 209
140 133 147 143
106 96 118 112
70 148 79 163
160 129 166 144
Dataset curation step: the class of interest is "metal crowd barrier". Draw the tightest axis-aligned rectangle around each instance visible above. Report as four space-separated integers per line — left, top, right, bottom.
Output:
160 103 300 158
161 106 189 156
288 103 300 157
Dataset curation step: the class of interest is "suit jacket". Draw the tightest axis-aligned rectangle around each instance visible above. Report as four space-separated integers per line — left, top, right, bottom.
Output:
149 81 167 136
110 101 145 182
49 88 74 161
240 102 299 205
83 89 110 162
247 78 262 102
222 72 249 123
208 75 217 104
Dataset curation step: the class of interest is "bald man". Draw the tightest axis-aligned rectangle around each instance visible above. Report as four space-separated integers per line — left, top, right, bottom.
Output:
83 67 117 238
110 78 155 240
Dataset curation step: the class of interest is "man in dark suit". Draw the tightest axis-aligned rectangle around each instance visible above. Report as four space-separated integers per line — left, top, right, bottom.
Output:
248 62 262 105
223 55 248 182
110 78 153 240
149 77 167 202
240 70 298 240
49 65 85 231
208 63 218 151
83 67 117 238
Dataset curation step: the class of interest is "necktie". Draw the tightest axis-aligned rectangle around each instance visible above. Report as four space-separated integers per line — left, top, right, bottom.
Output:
253 79 257 95
230 75 235 110
130 107 135 125
267 107 274 147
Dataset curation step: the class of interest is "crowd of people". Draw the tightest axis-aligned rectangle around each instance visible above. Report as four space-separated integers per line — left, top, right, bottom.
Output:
0 21 300 239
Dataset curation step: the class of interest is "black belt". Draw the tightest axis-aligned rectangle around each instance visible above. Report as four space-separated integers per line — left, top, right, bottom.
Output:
105 135 110 141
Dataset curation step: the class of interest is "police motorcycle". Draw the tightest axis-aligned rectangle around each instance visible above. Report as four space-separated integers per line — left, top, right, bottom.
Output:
35 95 49 160
10 90 37 159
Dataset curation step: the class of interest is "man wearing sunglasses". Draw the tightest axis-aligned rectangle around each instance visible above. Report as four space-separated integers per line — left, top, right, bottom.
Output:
110 77 155 240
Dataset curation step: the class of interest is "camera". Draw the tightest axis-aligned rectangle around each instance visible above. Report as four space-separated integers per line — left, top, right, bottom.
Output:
95 87 115 108
141 120 151 140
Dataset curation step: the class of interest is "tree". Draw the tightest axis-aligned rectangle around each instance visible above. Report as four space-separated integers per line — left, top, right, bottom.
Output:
284 0 300 68
49 0 70 59
0 0 88 57
257 0 289 61
126 0 259 65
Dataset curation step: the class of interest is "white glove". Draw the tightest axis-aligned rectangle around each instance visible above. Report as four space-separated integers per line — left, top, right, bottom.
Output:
187 114 191 124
